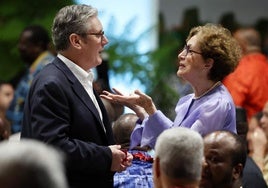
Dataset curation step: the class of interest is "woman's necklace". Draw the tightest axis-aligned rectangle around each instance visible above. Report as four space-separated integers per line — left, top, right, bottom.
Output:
194 81 221 99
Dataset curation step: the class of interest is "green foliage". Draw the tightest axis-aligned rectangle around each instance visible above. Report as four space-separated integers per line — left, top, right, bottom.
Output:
105 18 183 118
0 0 75 81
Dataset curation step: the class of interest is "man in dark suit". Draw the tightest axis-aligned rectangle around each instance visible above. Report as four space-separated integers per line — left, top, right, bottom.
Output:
21 4 132 188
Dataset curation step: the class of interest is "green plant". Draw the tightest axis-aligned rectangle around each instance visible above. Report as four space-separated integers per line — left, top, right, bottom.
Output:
0 0 74 81
105 18 183 118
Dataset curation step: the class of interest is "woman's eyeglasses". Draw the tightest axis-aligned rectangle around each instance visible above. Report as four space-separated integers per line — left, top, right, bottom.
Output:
180 45 202 57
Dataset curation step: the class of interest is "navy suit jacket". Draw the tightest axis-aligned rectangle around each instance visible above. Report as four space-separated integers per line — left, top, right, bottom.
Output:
21 57 115 188
242 156 268 188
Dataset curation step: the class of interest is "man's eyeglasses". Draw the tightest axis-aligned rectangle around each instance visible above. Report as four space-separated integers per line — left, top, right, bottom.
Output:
88 30 104 37
83 31 105 39
180 45 202 57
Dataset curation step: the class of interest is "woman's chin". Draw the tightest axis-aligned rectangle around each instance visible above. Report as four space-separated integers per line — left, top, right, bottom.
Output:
177 70 184 77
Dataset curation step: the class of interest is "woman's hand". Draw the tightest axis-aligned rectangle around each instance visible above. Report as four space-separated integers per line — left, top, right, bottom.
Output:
100 88 157 116
101 88 139 107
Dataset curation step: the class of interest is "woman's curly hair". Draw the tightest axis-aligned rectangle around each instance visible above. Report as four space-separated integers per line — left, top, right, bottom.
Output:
186 23 242 81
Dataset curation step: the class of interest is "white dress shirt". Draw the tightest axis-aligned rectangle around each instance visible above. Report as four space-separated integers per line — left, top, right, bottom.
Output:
57 54 105 132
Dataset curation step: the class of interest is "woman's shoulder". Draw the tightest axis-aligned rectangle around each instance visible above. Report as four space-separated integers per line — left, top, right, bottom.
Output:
217 84 235 103
198 84 235 110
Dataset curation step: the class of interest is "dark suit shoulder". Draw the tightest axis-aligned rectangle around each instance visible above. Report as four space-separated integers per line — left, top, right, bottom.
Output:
243 156 268 188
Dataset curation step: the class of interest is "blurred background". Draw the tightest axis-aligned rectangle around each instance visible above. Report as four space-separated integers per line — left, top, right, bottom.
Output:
1 0 268 117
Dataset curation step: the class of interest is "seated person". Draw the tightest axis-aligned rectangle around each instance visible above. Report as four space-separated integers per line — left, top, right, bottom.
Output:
236 107 267 188
113 113 154 188
247 101 268 185
0 139 67 188
201 130 247 188
153 127 203 188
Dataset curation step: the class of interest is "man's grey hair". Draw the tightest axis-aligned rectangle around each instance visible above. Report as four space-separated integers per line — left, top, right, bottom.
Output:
154 127 203 181
0 139 68 188
52 4 98 51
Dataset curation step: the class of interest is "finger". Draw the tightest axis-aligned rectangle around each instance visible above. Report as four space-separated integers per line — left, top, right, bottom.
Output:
122 159 132 167
109 144 121 150
102 90 109 94
120 164 127 171
127 152 133 160
115 144 121 149
102 91 114 96
112 88 124 95
134 89 141 95
100 91 111 97
100 94 113 100
134 90 147 98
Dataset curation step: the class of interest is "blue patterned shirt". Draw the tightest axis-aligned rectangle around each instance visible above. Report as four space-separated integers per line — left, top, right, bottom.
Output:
114 150 154 188
7 51 55 133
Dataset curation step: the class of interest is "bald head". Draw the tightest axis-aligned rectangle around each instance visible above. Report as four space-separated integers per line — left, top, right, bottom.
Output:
112 113 138 147
204 131 247 167
233 27 261 54
201 131 247 188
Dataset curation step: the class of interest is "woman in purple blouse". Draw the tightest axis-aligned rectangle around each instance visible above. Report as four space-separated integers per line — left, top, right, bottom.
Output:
101 23 242 148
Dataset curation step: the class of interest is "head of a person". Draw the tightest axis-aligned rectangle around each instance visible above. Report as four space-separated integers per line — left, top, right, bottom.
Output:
0 139 67 188
0 80 14 112
248 111 263 132
18 25 50 65
153 127 204 188
52 4 109 70
260 101 268 138
200 131 247 188
112 113 138 148
178 23 241 82
233 27 261 55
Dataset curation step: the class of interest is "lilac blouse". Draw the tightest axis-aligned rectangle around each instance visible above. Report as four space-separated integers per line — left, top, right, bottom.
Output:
130 83 237 149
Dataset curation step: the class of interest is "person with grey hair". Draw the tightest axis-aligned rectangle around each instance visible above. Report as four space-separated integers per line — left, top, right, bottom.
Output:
0 139 67 188
21 4 132 188
153 127 203 188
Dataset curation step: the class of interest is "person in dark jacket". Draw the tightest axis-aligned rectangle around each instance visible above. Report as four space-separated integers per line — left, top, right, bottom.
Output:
21 4 132 188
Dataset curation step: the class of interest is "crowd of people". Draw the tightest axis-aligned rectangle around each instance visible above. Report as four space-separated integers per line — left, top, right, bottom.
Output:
0 3 268 188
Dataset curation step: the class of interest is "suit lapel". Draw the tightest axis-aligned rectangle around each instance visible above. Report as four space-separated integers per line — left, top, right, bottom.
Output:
53 58 107 134
94 90 114 144
72 83 103 122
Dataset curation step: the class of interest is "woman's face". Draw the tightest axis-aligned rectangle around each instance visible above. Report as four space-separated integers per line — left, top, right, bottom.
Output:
177 35 208 84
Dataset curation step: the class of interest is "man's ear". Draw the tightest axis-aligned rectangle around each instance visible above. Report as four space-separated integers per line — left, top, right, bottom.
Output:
69 33 82 49
204 58 214 69
232 163 243 180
